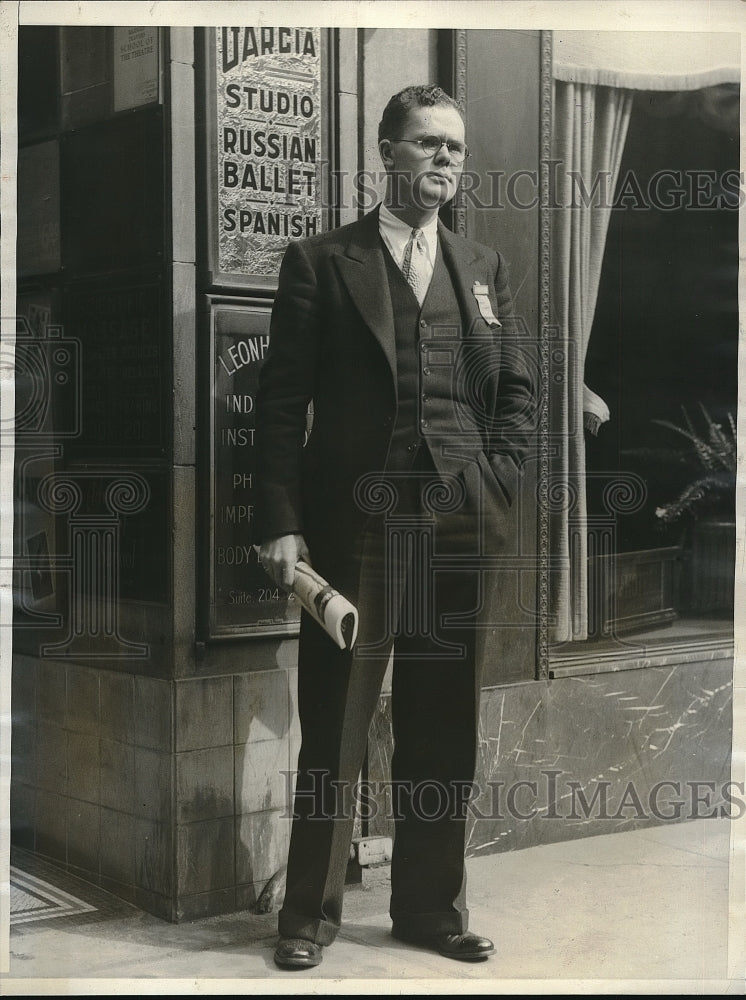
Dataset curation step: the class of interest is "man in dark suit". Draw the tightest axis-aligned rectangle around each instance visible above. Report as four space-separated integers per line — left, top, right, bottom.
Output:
254 84 535 970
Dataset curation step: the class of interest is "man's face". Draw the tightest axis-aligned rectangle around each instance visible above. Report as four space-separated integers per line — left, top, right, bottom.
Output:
381 104 466 213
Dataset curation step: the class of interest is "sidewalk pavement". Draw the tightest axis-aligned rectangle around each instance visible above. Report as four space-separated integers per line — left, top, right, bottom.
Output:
3 816 743 994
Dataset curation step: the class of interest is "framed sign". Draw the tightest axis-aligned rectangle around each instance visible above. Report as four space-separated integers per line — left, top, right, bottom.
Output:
204 297 302 637
200 26 331 290
113 26 159 112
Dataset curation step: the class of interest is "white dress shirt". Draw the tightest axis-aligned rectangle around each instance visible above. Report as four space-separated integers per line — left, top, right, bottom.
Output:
378 202 438 306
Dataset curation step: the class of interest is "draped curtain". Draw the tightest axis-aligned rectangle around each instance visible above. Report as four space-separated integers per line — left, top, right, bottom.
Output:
552 31 740 91
549 82 633 643
548 32 740 644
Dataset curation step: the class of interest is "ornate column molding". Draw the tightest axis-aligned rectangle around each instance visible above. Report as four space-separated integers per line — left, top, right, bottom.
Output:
452 29 468 238
537 29 553 679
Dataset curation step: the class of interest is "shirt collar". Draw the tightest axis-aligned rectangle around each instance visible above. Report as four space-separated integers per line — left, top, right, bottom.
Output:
378 202 439 257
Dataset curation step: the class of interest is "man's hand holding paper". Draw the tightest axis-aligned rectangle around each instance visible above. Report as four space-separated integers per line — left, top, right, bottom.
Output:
257 532 310 589
255 535 358 650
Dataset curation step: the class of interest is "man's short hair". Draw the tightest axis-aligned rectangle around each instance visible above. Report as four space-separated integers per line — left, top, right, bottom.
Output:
377 84 463 144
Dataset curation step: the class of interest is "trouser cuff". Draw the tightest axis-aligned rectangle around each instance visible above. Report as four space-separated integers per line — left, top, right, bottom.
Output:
278 908 340 947
390 906 469 938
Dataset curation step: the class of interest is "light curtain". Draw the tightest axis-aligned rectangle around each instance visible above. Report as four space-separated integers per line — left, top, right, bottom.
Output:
547 30 740 644
549 82 633 643
553 31 740 91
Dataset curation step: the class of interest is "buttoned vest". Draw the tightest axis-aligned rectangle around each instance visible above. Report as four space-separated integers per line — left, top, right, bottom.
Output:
383 239 462 473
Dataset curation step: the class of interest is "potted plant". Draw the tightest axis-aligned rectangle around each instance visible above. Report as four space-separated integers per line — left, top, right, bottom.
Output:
652 404 736 614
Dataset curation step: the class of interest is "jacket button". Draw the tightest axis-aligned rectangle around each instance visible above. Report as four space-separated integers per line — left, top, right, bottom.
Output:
420 342 427 351
420 320 427 328
423 366 431 375
420 419 428 429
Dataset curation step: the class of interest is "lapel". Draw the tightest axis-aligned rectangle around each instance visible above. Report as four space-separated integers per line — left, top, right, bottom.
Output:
333 207 398 386
332 209 494 389
436 221 491 335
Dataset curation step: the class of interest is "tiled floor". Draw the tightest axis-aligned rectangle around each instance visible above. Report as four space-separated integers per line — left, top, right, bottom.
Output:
9 867 96 925
8 849 138 927
3 817 743 993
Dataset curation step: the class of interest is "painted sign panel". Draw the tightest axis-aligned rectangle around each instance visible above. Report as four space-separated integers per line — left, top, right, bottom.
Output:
207 26 325 287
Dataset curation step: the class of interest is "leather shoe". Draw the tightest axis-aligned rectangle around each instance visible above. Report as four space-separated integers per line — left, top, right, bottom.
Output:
273 937 323 969
392 927 495 961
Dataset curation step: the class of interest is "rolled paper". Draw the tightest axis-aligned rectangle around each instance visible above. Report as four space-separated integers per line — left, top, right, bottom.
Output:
292 561 358 650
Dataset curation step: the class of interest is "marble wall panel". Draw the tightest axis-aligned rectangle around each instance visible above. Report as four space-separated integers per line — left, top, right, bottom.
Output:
367 659 733 855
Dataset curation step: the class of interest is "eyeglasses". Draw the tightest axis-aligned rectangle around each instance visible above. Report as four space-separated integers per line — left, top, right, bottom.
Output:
388 135 470 163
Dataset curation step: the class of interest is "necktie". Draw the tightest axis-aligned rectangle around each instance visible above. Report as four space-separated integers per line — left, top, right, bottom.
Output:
401 227 426 301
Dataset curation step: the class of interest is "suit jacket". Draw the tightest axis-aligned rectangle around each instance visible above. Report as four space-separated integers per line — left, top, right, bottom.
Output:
254 207 536 612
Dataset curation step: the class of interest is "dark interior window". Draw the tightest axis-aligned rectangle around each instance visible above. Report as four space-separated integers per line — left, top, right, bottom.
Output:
584 87 738 574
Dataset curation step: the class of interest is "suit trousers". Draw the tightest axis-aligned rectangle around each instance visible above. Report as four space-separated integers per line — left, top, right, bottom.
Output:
278 450 484 945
